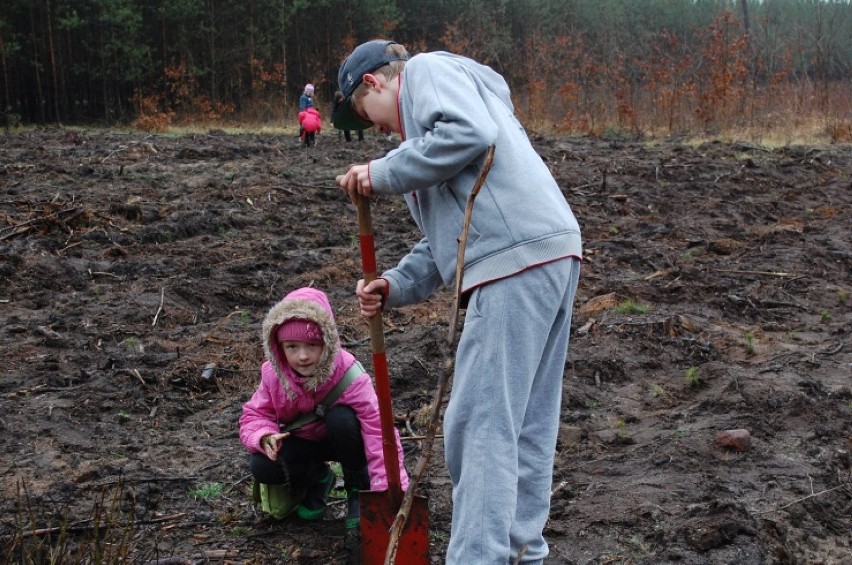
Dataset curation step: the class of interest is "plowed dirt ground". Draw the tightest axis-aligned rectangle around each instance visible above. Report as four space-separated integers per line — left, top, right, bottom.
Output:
1 129 850 564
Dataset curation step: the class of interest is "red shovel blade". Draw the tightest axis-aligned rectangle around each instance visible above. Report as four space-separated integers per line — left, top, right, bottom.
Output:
360 489 430 564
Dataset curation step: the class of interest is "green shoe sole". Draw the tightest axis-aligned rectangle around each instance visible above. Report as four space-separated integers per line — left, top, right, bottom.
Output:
296 504 327 521
296 465 336 521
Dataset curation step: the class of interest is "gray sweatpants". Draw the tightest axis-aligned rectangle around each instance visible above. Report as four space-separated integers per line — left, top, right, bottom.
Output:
444 257 580 565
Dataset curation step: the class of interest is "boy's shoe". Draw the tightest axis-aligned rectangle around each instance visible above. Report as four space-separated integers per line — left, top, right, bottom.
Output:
297 464 335 521
345 488 361 529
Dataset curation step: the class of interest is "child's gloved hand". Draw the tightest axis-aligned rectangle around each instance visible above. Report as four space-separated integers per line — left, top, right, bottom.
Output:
260 432 290 460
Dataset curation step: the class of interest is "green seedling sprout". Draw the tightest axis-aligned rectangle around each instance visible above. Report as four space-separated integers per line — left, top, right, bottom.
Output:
685 366 701 387
190 482 224 500
744 332 755 356
614 299 649 315
123 337 141 354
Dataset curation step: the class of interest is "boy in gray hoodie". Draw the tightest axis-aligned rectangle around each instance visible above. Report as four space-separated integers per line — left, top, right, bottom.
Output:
334 39 582 565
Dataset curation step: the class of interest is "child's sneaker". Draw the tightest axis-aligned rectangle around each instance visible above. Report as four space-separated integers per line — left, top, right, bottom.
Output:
342 465 369 529
297 464 335 521
345 488 361 529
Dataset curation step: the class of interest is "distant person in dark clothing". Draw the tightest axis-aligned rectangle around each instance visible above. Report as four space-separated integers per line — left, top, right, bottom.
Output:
333 90 364 142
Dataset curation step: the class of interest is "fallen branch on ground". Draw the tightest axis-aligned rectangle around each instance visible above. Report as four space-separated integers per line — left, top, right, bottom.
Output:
715 269 790 277
7 512 188 540
756 483 851 514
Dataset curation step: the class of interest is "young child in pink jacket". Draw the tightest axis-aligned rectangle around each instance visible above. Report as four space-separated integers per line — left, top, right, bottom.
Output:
239 287 409 527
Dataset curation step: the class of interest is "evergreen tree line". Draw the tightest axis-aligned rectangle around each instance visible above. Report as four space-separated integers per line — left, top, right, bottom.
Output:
0 0 849 131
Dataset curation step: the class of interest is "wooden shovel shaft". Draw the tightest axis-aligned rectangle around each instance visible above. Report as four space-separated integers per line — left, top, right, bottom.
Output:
356 195 403 506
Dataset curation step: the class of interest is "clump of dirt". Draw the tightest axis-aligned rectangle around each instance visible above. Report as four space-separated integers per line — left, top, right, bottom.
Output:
1 129 850 564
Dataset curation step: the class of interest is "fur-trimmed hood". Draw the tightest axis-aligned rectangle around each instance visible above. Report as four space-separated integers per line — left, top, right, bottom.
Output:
261 287 340 399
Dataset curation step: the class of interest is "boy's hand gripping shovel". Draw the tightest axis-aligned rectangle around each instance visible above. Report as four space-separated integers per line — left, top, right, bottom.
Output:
355 194 430 565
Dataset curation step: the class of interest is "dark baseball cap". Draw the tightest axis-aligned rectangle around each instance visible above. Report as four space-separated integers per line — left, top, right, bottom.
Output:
333 39 409 131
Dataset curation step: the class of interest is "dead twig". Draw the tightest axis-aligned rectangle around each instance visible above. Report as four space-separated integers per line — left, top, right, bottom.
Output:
93 477 195 487
340 327 405 348
132 368 145 386
551 480 571 498
3 384 93 398
714 164 746 182
0 225 31 241
401 434 444 442
114 368 146 386
184 310 246 350
817 341 846 357
0 206 79 236
715 269 791 277
756 483 851 514
226 474 254 494
147 550 237 565
12 512 187 540
513 544 529 565
404 417 416 441
644 268 677 281
58 240 85 254
88 269 124 280
153 286 166 327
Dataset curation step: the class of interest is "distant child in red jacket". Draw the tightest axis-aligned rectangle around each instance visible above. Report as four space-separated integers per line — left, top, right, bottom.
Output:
298 107 322 148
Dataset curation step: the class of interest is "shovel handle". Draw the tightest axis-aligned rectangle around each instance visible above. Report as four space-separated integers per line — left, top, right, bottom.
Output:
356 194 403 503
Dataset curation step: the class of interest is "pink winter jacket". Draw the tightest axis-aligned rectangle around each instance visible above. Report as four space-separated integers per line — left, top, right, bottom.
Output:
239 287 409 491
298 108 322 134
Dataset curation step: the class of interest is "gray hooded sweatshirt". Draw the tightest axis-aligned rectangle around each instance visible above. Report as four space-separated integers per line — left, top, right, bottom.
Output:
367 51 582 308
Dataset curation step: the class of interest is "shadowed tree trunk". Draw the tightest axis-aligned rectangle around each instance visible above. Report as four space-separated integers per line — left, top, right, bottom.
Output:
0 31 10 129
46 0 60 122
28 3 45 122
740 0 756 123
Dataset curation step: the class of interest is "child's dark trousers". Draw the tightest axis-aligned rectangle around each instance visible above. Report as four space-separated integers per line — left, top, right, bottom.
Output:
248 405 368 491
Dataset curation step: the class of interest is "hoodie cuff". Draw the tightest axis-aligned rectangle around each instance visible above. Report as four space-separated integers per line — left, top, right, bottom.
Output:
368 158 388 192
378 277 390 307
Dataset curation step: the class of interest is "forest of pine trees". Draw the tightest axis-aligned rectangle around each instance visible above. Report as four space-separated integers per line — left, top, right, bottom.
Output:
1 0 849 137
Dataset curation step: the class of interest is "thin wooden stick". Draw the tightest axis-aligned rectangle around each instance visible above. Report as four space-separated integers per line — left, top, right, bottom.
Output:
0 225 31 241
447 146 496 333
12 512 187 539
0 206 79 235
153 286 165 326
401 434 444 442
715 269 790 277
385 145 495 564
756 483 850 514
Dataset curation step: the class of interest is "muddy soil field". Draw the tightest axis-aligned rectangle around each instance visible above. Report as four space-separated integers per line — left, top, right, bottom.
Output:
1 128 850 564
